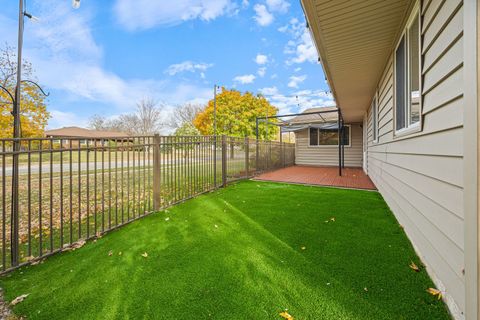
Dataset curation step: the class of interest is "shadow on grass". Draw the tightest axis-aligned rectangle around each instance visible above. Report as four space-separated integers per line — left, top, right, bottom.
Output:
0 181 450 320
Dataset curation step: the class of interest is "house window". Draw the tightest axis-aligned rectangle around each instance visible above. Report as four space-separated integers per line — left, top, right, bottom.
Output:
395 4 421 133
372 97 378 142
309 126 350 146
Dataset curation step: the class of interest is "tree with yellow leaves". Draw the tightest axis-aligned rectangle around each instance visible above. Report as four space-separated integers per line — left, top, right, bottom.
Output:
193 88 278 140
0 44 50 139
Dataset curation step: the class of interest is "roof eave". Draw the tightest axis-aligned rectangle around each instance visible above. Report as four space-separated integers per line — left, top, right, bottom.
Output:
300 0 340 112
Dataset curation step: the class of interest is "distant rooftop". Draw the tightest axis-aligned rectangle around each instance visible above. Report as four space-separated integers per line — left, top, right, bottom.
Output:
45 126 129 138
288 107 339 125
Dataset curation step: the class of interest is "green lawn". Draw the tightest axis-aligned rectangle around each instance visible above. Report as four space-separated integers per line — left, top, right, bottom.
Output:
0 181 450 319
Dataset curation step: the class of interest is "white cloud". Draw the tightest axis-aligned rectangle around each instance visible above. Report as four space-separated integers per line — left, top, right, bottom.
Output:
259 86 279 95
0 0 213 129
280 17 317 64
253 4 274 26
288 75 307 88
291 32 317 64
114 0 238 30
255 54 268 65
48 110 88 129
165 61 213 76
257 67 267 77
266 0 290 13
233 74 256 84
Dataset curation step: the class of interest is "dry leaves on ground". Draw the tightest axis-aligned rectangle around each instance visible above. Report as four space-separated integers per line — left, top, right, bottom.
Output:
141 252 148 258
426 288 442 300
409 261 420 272
10 294 29 306
64 240 86 252
31 259 43 266
279 311 294 320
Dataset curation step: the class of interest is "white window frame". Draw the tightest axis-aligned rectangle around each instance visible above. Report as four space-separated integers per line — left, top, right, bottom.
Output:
393 1 422 137
372 93 379 143
308 125 352 148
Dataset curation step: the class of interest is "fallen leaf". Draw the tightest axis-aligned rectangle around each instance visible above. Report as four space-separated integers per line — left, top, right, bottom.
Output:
31 260 42 266
214 224 218 228
301 246 306 250
279 311 294 320
70 240 86 250
108 250 113 256
141 252 148 258
165 217 170 221
409 261 420 272
330 217 336 222
10 294 29 306
426 288 442 300
364 287 368 292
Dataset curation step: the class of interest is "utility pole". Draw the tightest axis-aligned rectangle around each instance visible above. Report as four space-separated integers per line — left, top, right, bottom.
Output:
7 0 80 267
10 0 25 267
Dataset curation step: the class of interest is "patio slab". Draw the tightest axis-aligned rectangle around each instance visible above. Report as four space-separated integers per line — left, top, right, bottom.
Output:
255 165 376 190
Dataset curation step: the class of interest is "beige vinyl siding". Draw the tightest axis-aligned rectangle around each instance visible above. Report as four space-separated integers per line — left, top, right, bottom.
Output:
365 1 465 316
295 124 363 167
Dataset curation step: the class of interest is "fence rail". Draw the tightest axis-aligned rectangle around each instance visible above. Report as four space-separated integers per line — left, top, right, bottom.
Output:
0 135 295 272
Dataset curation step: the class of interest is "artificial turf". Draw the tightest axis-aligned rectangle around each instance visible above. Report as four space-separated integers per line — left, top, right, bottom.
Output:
0 180 450 319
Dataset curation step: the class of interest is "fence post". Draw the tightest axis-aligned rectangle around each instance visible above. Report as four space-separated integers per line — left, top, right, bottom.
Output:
221 135 227 187
255 139 259 175
213 136 217 188
245 136 249 177
153 134 161 211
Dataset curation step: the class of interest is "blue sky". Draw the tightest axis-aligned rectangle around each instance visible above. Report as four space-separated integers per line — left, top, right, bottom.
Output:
0 0 334 132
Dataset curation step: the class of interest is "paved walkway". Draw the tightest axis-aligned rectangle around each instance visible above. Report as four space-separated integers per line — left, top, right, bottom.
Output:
255 166 376 190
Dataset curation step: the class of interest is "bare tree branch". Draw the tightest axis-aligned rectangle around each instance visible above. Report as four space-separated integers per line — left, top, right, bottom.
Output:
169 103 203 129
87 97 166 135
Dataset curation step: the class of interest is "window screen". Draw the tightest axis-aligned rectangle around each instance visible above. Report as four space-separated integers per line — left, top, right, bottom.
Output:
309 127 350 146
408 14 420 125
341 126 350 145
372 100 378 141
395 36 406 130
309 128 318 146
318 129 339 145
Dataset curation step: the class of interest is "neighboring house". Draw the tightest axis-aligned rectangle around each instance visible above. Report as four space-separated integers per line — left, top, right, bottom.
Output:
45 126 131 147
288 106 363 167
301 1 477 319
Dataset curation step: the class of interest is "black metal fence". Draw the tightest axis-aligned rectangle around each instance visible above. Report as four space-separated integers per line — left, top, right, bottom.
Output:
0 135 295 272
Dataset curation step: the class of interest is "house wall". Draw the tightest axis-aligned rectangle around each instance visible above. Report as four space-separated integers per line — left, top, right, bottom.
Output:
294 123 363 167
364 0 466 317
